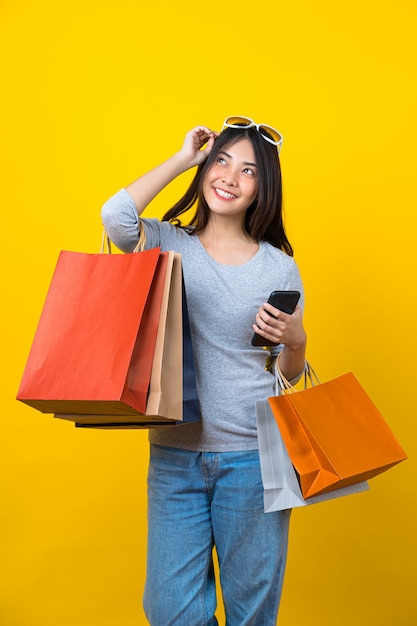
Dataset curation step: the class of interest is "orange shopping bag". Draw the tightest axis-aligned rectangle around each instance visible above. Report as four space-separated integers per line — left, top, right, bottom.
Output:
268 362 407 498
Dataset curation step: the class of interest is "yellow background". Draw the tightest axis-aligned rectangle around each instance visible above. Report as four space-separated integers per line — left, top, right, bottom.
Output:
1 0 416 624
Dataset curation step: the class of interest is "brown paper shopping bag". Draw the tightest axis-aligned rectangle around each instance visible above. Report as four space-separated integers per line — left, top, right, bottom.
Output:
145 252 183 421
268 362 407 498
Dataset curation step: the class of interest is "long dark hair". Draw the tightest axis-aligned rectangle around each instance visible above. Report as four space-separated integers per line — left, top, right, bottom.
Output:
162 126 293 256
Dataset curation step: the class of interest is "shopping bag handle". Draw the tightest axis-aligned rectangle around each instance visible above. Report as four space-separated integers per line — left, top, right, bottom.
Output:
100 229 112 254
275 356 320 395
100 223 147 254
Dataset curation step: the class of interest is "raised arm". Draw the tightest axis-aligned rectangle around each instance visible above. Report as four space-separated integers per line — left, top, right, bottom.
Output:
126 126 218 215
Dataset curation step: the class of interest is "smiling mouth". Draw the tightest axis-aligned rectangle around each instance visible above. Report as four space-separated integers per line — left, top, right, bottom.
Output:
214 188 237 200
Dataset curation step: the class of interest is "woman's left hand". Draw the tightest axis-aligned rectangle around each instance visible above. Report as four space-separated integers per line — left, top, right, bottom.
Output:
253 303 306 351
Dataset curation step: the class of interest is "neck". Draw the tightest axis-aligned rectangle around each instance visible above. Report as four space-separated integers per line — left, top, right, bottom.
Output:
200 216 251 245
198 218 259 266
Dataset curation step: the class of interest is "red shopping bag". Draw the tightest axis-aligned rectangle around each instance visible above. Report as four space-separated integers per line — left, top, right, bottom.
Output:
64 253 201 428
17 247 167 415
268 362 407 498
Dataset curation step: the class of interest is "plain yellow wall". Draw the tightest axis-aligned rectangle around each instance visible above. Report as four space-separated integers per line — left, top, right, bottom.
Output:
1 1 416 624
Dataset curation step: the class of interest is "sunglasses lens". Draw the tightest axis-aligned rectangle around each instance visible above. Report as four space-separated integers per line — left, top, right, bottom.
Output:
223 117 283 150
225 116 253 128
259 125 282 145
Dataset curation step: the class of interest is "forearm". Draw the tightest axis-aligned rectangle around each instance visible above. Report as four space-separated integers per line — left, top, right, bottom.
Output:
126 152 192 215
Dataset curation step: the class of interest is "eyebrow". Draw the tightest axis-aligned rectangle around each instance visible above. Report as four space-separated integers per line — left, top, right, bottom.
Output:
219 150 258 168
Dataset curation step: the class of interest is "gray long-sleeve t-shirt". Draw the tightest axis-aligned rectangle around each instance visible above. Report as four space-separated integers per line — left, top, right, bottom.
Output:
101 189 304 452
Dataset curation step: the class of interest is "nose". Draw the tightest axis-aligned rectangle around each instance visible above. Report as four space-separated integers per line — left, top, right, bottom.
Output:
221 170 238 187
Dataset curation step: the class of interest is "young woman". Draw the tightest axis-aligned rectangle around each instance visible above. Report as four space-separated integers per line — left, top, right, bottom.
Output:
101 117 307 625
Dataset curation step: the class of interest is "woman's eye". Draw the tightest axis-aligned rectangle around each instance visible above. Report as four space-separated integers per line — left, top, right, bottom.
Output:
217 157 227 164
243 167 255 176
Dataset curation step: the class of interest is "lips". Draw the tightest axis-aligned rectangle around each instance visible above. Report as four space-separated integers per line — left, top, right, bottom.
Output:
214 187 237 200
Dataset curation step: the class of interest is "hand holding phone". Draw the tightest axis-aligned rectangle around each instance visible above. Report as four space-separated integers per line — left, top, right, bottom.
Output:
251 290 300 347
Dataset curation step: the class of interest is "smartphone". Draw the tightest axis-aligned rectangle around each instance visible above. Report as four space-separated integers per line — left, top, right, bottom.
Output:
251 290 301 347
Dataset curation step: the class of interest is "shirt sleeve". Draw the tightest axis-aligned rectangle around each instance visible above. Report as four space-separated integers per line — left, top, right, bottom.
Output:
101 188 141 253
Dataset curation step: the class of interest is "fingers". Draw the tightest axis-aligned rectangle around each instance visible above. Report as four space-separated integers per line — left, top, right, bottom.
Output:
204 132 217 154
262 301 282 318
253 305 284 343
258 302 283 325
181 126 218 167
253 304 305 349
253 303 299 341
189 126 218 148
187 126 218 145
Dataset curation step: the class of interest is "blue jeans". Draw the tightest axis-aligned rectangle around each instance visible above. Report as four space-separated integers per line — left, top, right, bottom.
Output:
143 444 291 626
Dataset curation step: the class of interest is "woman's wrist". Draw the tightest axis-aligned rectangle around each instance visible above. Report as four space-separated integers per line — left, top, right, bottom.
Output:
283 329 307 353
278 339 307 381
172 148 205 173
170 150 193 174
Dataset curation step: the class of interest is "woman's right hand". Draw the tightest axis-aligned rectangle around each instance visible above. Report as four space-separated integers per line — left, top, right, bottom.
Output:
125 125 218 216
178 126 218 169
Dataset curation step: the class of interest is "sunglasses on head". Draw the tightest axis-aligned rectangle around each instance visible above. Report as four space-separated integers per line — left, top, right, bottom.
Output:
222 116 283 153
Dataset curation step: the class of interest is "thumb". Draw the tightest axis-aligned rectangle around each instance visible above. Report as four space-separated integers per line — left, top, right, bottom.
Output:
195 132 218 165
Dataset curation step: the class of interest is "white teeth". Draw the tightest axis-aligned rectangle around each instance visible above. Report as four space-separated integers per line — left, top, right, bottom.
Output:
215 188 236 199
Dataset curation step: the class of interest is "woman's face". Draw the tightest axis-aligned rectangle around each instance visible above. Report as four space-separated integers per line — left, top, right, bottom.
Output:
202 137 258 221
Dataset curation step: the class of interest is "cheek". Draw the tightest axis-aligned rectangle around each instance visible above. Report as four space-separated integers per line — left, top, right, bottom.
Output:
245 180 258 201
207 165 221 182
202 165 217 189
202 173 213 199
